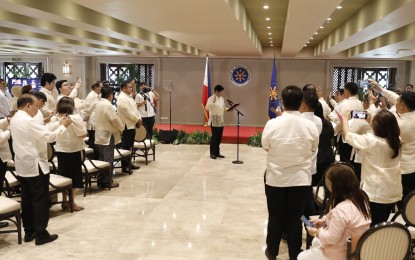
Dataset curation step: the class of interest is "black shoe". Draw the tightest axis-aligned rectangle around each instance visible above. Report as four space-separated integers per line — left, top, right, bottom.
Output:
210 154 217 159
0 222 9 229
130 164 140 170
121 167 131 174
265 248 276 260
35 231 58 246
100 182 120 189
24 231 36 242
217 154 225 158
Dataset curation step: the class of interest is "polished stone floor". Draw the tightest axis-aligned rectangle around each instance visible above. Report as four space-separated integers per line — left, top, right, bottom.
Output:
0 144 301 259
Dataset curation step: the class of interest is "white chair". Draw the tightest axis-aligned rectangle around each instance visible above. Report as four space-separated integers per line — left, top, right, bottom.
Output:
346 222 411 260
113 147 133 174
2 171 21 198
0 196 22 244
132 126 155 165
81 149 111 196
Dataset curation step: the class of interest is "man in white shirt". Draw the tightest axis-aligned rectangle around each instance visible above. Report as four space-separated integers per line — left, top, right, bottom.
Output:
332 82 363 162
9 94 71 246
117 80 141 173
39 73 57 116
205 85 228 159
0 78 12 118
372 81 415 206
95 87 124 188
261 85 319 260
81 81 102 159
135 82 158 140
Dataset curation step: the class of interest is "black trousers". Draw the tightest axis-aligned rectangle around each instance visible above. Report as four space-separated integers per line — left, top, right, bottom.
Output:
210 126 223 156
142 116 155 139
399 172 415 209
121 127 136 168
265 184 310 259
16 173 50 234
370 202 394 226
88 130 99 159
338 138 353 162
97 135 115 184
0 159 6 194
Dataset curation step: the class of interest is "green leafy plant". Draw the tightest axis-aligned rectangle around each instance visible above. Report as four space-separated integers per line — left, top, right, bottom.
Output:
172 129 188 145
185 130 211 144
152 128 159 145
247 131 262 147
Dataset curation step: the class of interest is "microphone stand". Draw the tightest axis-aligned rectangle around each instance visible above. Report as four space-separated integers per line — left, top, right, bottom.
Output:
227 99 244 164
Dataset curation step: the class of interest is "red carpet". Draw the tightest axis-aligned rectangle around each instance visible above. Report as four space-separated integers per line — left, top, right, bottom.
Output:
156 124 263 144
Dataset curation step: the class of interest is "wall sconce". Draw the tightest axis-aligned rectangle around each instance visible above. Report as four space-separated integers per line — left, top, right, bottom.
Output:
62 61 71 75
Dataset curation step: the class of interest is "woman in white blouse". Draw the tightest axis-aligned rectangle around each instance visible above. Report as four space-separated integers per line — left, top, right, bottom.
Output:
52 97 87 211
343 109 402 225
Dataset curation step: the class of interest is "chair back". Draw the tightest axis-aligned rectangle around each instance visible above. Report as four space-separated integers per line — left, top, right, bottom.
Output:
402 190 415 227
47 143 55 162
353 222 411 260
135 125 147 142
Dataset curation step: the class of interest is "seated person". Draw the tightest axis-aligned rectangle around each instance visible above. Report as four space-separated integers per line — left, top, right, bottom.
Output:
298 163 371 260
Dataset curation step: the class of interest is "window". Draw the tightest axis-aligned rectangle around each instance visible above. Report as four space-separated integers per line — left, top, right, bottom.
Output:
2 61 43 82
100 63 155 88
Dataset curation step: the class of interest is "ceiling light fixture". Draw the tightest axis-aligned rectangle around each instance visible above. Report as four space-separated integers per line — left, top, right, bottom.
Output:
267 26 271 29
62 61 71 75
314 32 318 35
268 32 272 35
320 26 324 29
265 17 270 21
263 5 269 9
269 37 272 40
327 18 332 21
310 37 314 40
337 6 342 9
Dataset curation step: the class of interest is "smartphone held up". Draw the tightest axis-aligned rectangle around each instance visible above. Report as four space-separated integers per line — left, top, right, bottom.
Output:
350 110 368 119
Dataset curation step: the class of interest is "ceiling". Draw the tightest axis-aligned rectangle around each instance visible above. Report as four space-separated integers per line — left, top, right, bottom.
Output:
0 0 415 59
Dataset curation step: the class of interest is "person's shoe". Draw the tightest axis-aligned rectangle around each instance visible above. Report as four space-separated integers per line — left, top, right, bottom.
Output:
24 231 36 242
210 154 217 159
35 231 58 246
265 248 276 260
0 222 9 229
121 167 131 174
101 182 120 188
217 154 225 158
130 164 140 170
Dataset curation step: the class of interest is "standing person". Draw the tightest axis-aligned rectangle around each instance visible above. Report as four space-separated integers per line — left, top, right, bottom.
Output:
95 87 124 188
117 80 141 173
81 81 102 159
53 97 87 211
135 82 158 139
0 116 12 229
205 85 228 159
9 94 71 245
298 163 371 260
0 78 12 118
39 73 57 116
343 109 402 225
369 80 415 207
261 86 319 260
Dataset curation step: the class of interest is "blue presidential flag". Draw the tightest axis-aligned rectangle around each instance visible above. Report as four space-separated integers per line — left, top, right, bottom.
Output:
268 59 279 119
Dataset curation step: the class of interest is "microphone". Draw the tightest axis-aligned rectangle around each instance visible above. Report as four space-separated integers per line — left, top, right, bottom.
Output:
225 98 234 105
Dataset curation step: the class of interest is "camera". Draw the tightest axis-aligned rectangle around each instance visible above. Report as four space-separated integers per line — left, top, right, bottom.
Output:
141 87 151 94
350 110 368 119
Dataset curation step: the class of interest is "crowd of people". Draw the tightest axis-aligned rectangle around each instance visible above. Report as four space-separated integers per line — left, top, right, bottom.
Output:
261 81 415 260
0 74 159 246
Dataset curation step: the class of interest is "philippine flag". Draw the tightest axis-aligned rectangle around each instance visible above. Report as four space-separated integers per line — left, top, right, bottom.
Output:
201 57 211 124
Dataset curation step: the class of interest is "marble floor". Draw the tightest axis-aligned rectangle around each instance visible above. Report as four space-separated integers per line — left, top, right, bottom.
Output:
0 144 301 260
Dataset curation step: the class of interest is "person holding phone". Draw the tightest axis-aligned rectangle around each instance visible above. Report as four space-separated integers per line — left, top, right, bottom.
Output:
298 163 371 260
343 109 402 225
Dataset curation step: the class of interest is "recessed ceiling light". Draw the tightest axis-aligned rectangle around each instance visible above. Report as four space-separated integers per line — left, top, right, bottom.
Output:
268 32 272 35
265 17 270 21
337 6 342 9
263 5 269 9
269 37 272 40
320 26 324 29
314 32 318 35
327 18 332 21
267 26 271 29
270 44 274 47
304 45 307 47
310 37 314 40
307 41 310 44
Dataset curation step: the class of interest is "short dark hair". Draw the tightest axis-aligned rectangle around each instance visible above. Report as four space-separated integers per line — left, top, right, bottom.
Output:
400 91 415 111
41 73 57 87
344 82 358 95
91 81 101 90
55 80 67 94
338 88 344 95
17 94 35 109
302 91 319 110
303 84 316 93
139 82 147 87
56 96 74 115
282 85 303 110
406 84 414 89
120 80 131 90
32 91 47 102
214 85 224 92
101 86 113 99
21 84 33 95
